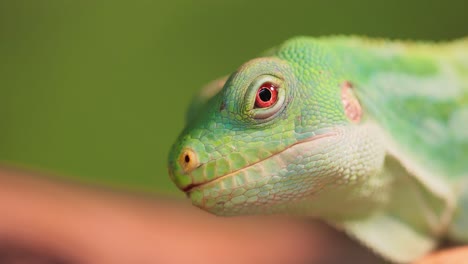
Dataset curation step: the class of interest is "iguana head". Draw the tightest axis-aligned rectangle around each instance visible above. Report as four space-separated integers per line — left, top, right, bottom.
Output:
168 38 385 216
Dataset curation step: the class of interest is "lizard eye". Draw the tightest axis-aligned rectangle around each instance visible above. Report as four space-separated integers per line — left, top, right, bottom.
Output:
246 75 286 121
255 82 278 108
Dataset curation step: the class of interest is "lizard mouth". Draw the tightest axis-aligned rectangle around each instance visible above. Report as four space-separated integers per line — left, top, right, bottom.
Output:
182 131 338 193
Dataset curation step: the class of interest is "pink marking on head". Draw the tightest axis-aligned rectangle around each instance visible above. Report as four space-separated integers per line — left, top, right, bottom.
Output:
341 81 362 123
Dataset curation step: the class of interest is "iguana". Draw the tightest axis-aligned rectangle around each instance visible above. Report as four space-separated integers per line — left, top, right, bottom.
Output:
167 36 468 263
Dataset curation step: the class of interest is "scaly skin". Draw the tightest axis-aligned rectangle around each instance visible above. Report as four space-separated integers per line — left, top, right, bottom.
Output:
168 37 468 263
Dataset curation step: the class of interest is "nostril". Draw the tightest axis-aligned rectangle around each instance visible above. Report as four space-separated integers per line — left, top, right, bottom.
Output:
179 148 198 173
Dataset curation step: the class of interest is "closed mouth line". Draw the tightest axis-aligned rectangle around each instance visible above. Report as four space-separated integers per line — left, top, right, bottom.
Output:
182 131 337 193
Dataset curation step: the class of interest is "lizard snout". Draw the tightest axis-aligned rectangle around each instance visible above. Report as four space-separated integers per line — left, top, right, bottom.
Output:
178 148 199 174
168 147 200 191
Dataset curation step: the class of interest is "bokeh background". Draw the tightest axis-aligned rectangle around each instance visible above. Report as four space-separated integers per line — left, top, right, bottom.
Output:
1 0 467 197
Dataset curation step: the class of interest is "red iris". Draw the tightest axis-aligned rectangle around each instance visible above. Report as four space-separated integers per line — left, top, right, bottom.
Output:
255 82 278 108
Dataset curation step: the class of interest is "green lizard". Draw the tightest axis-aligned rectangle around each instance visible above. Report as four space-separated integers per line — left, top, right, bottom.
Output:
167 36 468 263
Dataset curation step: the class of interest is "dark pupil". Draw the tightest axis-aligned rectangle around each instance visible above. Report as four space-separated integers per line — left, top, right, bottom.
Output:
184 155 190 163
259 88 272 102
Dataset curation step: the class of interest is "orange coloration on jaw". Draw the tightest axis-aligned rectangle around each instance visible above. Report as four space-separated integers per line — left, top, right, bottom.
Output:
341 81 362 123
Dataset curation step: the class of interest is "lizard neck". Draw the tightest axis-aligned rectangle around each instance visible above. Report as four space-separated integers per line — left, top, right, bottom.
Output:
331 38 468 180
383 154 451 237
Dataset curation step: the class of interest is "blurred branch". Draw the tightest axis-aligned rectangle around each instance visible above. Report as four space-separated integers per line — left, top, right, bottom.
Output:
0 167 465 264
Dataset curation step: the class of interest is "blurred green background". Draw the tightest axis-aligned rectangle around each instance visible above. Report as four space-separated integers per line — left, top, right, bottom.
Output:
0 0 467 197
